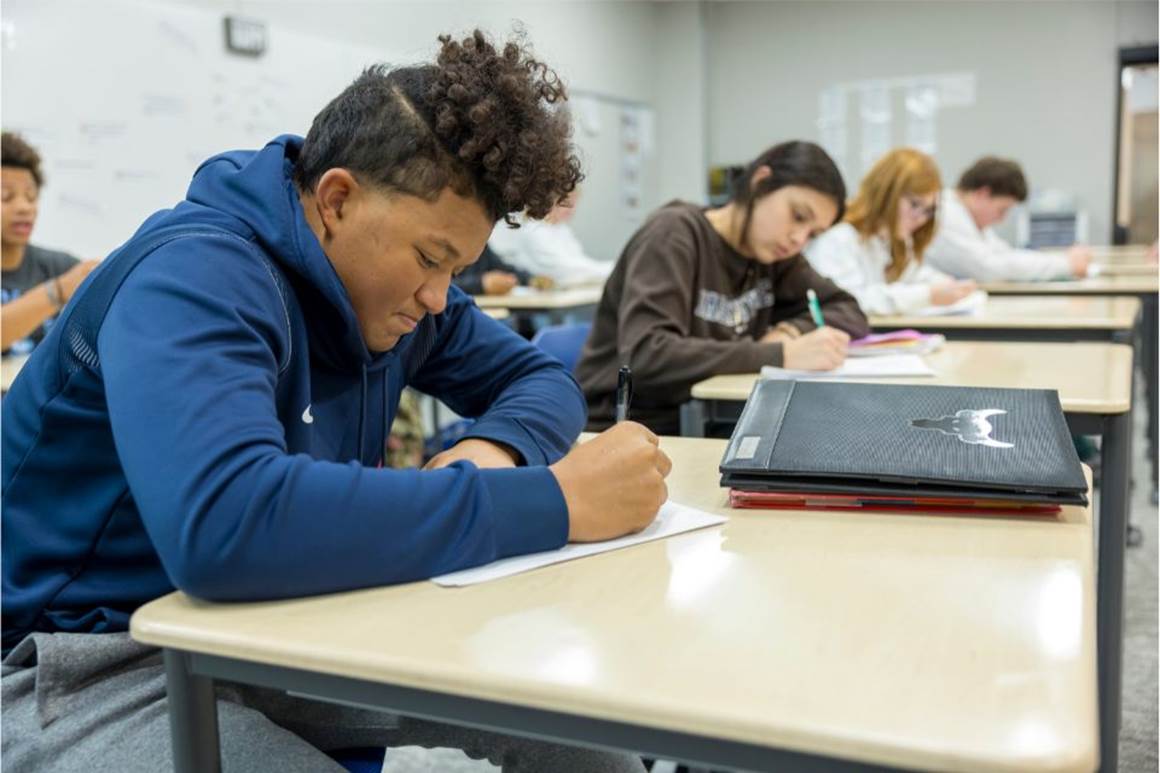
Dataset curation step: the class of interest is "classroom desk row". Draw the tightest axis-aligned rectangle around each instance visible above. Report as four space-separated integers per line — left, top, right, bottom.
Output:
679 282 1152 773
472 284 603 324
680 339 1131 772
872 295 1140 341
115 268 1160 773
980 271 1159 492
134 435 1098 773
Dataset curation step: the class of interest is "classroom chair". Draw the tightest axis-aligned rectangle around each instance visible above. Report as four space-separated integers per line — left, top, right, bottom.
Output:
529 322 591 374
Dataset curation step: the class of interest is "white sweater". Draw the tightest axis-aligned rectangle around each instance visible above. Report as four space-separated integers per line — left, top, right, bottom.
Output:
489 218 613 287
924 189 1071 281
804 223 951 314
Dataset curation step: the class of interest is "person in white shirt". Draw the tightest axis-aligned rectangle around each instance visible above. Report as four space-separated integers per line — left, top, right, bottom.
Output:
925 156 1091 281
489 191 613 287
805 147 976 314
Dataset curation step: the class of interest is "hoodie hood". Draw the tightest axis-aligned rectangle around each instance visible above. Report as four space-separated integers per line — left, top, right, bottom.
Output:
184 134 376 371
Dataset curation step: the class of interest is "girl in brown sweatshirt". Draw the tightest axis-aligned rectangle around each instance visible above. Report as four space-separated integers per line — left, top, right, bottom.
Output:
576 141 870 434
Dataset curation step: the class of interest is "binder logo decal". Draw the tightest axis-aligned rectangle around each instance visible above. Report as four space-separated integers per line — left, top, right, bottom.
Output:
910 409 1014 449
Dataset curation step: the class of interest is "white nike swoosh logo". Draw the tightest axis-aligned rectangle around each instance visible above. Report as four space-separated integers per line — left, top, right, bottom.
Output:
301 405 313 424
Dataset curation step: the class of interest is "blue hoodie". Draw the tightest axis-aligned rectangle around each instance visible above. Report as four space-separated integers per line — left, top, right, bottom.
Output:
1 136 584 652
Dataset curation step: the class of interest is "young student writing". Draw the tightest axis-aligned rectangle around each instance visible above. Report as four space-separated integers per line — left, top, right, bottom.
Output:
1 132 100 353
452 243 553 296
924 156 1091 281
489 190 613 287
805 147 976 314
1 31 666 773
575 141 870 434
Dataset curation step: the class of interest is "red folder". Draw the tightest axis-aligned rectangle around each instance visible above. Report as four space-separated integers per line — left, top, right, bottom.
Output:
728 489 1061 516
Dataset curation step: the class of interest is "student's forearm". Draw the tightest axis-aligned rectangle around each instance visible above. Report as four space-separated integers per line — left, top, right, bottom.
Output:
881 283 935 314
1 282 61 349
626 330 782 389
813 299 870 336
1007 247 1071 281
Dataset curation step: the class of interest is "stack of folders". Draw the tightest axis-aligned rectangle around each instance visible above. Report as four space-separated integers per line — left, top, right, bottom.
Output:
846 329 945 357
720 380 1088 516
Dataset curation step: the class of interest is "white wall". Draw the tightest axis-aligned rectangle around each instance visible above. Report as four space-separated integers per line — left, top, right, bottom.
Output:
11 0 1150 255
704 0 1158 244
653 1 709 205
159 0 708 258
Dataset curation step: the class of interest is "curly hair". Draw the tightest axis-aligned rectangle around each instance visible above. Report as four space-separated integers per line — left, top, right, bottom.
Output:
1 131 44 187
293 29 582 225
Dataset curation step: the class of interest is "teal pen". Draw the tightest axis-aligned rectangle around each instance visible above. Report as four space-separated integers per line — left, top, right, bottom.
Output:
806 288 825 328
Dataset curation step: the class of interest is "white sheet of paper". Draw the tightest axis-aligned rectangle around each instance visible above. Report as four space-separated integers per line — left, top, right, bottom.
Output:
909 289 988 317
431 500 727 587
761 353 936 380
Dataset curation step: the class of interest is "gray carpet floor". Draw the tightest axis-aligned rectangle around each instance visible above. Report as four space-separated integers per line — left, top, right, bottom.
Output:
384 405 1160 773
1118 397 1158 773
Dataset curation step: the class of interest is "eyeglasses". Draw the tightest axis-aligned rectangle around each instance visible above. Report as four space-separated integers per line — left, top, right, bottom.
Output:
903 195 938 219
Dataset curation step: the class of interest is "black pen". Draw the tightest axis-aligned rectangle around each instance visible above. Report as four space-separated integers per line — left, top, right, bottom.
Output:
615 366 633 423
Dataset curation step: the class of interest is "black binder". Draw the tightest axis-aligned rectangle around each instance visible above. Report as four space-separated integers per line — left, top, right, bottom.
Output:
720 380 1088 506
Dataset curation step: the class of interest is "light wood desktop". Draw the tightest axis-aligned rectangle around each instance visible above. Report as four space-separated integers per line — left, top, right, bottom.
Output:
132 436 1097 773
683 341 1130 773
973 271 1159 518
1090 263 1157 278
1 354 30 392
978 275 1158 296
472 285 603 311
690 341 1132 414
481 307 510 321
1034 244 1153 270
870 295 1140 335
1095 244 1152 260
1067 244 1151 262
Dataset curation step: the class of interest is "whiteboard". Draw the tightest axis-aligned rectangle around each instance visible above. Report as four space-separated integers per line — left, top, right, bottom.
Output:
1 0 394 258
566 93 659 263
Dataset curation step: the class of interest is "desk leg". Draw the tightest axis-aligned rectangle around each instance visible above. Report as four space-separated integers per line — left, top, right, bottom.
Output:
1143 293 1158 493
1097 410 1130 773
164 649 222 773
680 401 707 438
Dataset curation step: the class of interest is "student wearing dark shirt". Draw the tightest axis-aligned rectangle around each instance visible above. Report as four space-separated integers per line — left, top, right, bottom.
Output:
0 132 99 353
453 243 540 295
576 141 869 434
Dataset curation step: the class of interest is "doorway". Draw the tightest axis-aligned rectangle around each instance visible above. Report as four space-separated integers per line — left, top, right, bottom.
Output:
1113 46 1159 245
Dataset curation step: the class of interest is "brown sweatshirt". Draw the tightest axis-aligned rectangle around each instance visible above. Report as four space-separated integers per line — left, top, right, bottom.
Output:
575 201 869 434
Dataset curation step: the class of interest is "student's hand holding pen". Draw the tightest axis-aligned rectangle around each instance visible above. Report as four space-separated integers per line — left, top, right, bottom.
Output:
929 279 976 306
481 271 519 295
1066 245 1092 278
781 326 849 370
550 422 672 542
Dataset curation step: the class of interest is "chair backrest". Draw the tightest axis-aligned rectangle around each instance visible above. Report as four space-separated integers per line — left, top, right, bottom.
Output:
530 322 592 374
